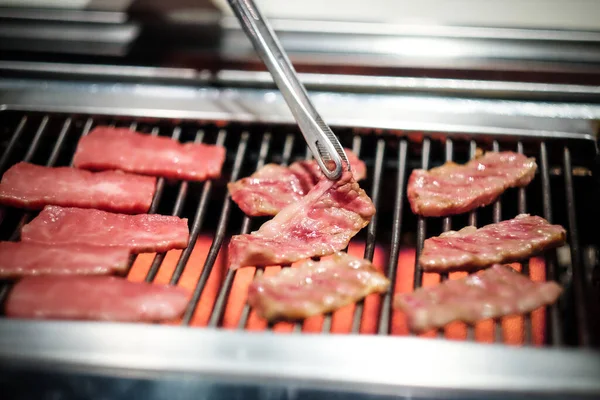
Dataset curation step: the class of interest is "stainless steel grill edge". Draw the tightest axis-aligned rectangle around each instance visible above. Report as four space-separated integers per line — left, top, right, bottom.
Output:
0 73 599 397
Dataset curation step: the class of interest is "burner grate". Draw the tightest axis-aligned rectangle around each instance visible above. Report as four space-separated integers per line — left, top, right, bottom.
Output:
0 110 597 347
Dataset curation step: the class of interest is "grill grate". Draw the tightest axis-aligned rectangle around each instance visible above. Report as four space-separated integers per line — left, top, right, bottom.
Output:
0 110 597 347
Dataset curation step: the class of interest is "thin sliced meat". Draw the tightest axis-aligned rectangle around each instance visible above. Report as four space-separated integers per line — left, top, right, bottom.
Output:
408 151 537 217
228 149 366 217
420 214 566 272
72 126 226 181
5 276 190 322
0 162 156 214
21 206 189 253
394 264 563 332
0 241 131 278
228 164 305 217
248 252 389 321
228 171 375 269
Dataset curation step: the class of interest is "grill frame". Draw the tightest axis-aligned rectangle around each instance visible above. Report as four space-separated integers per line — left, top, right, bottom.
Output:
1 320 600 398
0 109 596 341
0 77 599 396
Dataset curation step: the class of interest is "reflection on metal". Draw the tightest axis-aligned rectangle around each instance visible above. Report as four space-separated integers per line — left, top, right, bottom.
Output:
219 17 600 73
0 78 597 141
217 69 600 100
218 16 600 41
0 320 599 396
0 8 127 23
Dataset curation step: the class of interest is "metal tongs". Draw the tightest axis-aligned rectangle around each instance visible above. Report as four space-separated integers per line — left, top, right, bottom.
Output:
227 0 350 180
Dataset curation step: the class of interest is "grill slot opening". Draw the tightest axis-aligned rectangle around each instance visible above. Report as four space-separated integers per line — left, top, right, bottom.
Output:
0 110 597 348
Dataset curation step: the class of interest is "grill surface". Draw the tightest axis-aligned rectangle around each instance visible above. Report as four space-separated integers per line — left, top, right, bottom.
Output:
0 110 597 348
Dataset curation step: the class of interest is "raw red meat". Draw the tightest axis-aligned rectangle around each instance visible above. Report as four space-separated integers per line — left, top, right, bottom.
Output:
420 214 566 272
228 149 366 217
5 276 190 322
408 151 537 217
228 171 375 269
248 252 389 321
0 162 156 214
229 164 305 217
0 241 131 278
394 264 562 332
72 126 226 181
21 206 189 253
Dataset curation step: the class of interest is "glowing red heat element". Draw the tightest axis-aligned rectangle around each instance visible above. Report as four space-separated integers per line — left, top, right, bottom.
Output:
392 250 549 344
0 162 156 214
73 126 226 181
408 151 537 217
21 206 189 253
126 238 547 344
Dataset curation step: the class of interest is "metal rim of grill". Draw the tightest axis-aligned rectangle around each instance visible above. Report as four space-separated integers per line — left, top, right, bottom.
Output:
0 110 596 350
0 107 598 397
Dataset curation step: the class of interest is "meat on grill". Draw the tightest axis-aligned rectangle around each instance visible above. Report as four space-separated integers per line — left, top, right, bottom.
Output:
394 264 563 332
420 214 566 272
0 242 131 278
407 151 537 217
228 171 375 269
248 252 390 321
228 149 366 217
5 276 190 322
21 206 189 253
0 162 156 214
72 126 226 181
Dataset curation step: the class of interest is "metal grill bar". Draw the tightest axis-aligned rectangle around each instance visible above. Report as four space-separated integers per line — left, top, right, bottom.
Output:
296 143 323 334
8 116 53 241
378 139 408 335
491 140 504 343
438 139 453 339
517 141 533 345
0 115 72 307
144 127 198 283
208 132 272 327
181 132 250 325
0 111 593 347
319 135 362 334
441 139 454 263
146 127 167 214
468 140 478 227
68 118 93 166
492 141 502 223
238 134 297 330
146 182 189 279
170 130 228 285
237 133 296 329
121 125 166 272
539 142 563 346
321 134 366 334
563 147 590 347
464 140 480 341
0 116 27 172
16 116 49 162
351 137 386 333
23 116 50 162
46 118 72 167
413 138 431 290
291 320 302 333
320 310 331 333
